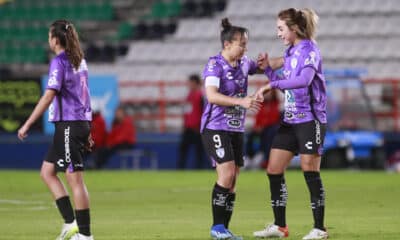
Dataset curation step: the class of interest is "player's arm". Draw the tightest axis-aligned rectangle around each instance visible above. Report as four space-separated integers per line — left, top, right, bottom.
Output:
205 77 260 110
18 89 57 140
270 67 316 90
269 57 284 70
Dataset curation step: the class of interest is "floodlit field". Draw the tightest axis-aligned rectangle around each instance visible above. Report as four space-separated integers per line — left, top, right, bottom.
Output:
0 170 399 239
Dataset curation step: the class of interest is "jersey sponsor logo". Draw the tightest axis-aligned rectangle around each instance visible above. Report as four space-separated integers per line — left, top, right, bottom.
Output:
207 59 217 72
297 112 306 118
48 69 58 86
304 51 317 66
227 119 242 128
64 126 71 163
284 111 294 120
48 103 55 120
57 159 65 167
216 148 225 158
290 58 298 69
284 90 297 112
305 141 313 150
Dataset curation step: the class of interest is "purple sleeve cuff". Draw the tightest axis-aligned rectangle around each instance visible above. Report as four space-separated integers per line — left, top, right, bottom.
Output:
264 67 273 78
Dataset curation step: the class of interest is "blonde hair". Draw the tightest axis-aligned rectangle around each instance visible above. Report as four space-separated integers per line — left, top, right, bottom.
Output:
278 8 319 40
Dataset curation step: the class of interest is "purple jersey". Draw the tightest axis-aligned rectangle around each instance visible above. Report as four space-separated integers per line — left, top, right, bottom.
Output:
201 53 257 132
266 40 327 124
46 51 92 122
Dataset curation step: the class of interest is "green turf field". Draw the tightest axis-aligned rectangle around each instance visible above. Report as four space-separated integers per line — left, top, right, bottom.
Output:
0 170 399 239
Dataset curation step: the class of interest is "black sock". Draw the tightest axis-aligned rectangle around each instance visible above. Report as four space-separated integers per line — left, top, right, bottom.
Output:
75 209 91 236
212 183 230 227
304 171 325 230
224 192 236 228
268 174 288 227
55 196 75 224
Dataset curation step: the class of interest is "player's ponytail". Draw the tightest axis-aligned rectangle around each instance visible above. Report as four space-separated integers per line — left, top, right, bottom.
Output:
278 8 319 41
50 20 84 70
220 18 249 49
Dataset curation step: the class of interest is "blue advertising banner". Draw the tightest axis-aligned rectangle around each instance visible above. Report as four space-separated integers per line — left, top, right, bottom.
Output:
42 75 119 134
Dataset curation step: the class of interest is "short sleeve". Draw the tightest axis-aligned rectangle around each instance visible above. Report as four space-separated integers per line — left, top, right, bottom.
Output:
47 57 64 91
202 58 223 80
301 47 320 71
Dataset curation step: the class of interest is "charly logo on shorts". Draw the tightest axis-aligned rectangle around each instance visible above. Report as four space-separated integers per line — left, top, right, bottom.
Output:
57 159 64 167
216 148 225 158
227 119 241 128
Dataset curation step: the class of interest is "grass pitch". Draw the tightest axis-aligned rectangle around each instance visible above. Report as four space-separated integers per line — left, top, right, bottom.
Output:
0 170 399 239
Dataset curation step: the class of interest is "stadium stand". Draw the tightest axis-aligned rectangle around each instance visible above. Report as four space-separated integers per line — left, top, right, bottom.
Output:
1 0 400 131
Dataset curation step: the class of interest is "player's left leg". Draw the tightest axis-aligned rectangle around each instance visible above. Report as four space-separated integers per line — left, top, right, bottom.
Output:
65 171 93 239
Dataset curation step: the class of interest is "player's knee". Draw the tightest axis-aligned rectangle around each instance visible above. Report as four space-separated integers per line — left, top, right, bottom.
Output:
218 171 236 188
40 168 54 183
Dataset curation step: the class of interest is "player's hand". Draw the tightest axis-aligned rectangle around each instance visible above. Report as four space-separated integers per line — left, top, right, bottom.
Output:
239 96 262 112
257 52 270 70
84 134 94 152
17 124 29 141
255 85 271 101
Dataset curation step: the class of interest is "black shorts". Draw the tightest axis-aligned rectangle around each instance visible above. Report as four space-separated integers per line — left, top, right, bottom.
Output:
271 120 326 155
45 121 90 172
201 129 244 167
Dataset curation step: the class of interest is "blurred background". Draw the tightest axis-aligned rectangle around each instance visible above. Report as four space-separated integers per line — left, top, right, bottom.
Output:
1 0 400 171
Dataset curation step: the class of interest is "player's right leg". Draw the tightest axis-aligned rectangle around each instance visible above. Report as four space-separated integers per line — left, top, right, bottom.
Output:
40 160 77 240
253 148 293 238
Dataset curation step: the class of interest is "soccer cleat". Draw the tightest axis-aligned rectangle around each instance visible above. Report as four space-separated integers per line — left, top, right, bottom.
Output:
69 233 94 240
253 223 289 238
210 224 232 240
302 228 328 240
56 220 79 240
226 229 243 240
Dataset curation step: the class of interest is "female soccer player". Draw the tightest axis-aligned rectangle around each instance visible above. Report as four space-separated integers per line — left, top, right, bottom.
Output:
201 18 261 240
18 20 94 240
253 8 328 240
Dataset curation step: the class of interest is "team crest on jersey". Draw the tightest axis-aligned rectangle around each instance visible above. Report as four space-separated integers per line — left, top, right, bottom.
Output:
290 58 298 69
235 78 245 87
216 148 225 158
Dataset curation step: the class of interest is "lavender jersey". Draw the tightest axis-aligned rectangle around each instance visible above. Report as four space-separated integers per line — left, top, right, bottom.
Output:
201 54 257 132
46 52 92 122
268 40 327 124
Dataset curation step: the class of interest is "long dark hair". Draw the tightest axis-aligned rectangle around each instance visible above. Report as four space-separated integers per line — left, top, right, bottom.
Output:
220 18 249 49
50 20 84 70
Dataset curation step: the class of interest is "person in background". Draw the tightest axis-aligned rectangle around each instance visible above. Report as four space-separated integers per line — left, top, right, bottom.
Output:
93 106 136 169
91 104 107 151
177 74 207 169
86 106 107 167
245 90 280 169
